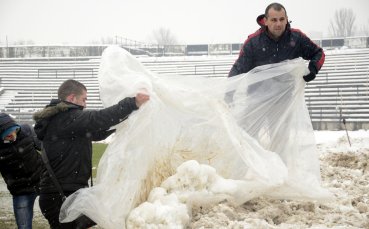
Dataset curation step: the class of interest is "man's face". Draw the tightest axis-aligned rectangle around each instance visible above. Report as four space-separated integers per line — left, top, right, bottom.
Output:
70 90 87 108
4 130 17 143
265 8 288 40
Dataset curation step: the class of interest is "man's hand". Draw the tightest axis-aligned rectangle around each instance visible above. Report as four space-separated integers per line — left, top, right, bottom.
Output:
135 92 150 107
303 72 316 82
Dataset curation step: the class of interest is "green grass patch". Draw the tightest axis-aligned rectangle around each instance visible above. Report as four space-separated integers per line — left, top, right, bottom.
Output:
92 143 108 178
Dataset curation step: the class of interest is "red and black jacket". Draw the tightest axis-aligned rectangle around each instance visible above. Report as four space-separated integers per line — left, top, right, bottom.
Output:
229 15 325 77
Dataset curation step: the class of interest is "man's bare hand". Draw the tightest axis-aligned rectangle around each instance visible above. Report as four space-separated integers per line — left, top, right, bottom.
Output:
135 92 150 107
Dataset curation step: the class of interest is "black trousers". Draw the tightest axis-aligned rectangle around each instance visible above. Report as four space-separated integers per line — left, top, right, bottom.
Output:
39 191 96 229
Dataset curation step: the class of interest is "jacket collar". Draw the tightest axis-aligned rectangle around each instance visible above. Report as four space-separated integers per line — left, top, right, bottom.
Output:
33 99 83 123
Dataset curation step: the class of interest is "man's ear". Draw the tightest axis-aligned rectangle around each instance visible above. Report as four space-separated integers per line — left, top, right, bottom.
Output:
65 94 75 103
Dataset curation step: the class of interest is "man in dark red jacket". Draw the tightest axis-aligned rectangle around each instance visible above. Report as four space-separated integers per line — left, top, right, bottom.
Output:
229 2 325 82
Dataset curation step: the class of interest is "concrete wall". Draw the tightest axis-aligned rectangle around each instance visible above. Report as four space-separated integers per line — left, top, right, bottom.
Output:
312 121 369 131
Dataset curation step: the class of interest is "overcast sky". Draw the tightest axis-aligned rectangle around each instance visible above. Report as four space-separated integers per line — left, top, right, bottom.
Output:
1 0 368 45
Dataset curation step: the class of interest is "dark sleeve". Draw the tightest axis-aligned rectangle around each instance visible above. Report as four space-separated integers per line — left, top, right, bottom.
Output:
31 128 42 150
14 129 44 186
229 41 254 77
20 124 41 150
70 97 139 136
226 37 254 102
299 32 325 74
228 34 257 77
92 129 116 141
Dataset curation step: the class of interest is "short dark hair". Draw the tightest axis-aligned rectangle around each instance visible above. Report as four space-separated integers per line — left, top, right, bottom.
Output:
57 79 87 100
265 2 287 18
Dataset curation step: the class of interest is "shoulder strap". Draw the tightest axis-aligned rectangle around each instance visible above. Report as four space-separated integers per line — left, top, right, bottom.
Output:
40 142 66 202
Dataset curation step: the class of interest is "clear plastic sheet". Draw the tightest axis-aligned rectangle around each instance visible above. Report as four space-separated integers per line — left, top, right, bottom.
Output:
60 46 332 228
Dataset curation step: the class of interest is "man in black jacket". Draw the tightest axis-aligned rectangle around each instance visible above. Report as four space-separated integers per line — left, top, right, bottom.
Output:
229 2 325 81
33 79 149 229
0 113 44 229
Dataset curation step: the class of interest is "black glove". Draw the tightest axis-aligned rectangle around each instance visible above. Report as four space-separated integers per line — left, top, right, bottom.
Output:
303 72 316 82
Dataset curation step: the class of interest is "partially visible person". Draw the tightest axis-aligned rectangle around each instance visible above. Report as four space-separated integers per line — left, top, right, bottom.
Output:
0 113 44 229
33 79 150 229
229 2 325 82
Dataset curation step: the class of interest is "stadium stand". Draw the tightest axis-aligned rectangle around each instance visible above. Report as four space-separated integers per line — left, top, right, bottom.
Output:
305 49 369 130
0 48 368 130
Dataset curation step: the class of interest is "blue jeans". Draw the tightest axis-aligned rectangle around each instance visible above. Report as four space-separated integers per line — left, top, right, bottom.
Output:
13 193 37 229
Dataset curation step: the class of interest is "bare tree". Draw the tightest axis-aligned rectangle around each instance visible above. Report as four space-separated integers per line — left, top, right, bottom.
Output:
100 36 114 45
359 19 369 36
150 27 178 55
152 27 178 46
329 8 356 37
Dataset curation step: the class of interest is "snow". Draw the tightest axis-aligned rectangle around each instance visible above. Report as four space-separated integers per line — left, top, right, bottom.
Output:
2 129 368 228
122 130 369 228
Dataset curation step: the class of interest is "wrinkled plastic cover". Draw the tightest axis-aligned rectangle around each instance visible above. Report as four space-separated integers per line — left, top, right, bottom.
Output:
60 46 332 228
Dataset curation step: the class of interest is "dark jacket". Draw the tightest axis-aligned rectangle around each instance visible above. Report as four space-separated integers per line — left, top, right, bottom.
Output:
229 21 325 77
0 123 44 196
33 98 138 194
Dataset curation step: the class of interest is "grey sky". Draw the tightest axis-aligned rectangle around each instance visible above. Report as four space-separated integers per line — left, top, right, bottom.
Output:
0 0 368 45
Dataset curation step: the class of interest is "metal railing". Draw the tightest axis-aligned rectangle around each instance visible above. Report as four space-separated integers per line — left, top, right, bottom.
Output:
37 68 95 78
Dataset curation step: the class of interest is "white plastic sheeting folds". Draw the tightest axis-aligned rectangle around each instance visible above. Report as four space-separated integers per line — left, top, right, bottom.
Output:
60 46 332 228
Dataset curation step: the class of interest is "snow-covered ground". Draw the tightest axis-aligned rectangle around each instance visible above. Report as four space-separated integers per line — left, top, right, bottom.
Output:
1 130 368 228
189 130 369 229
